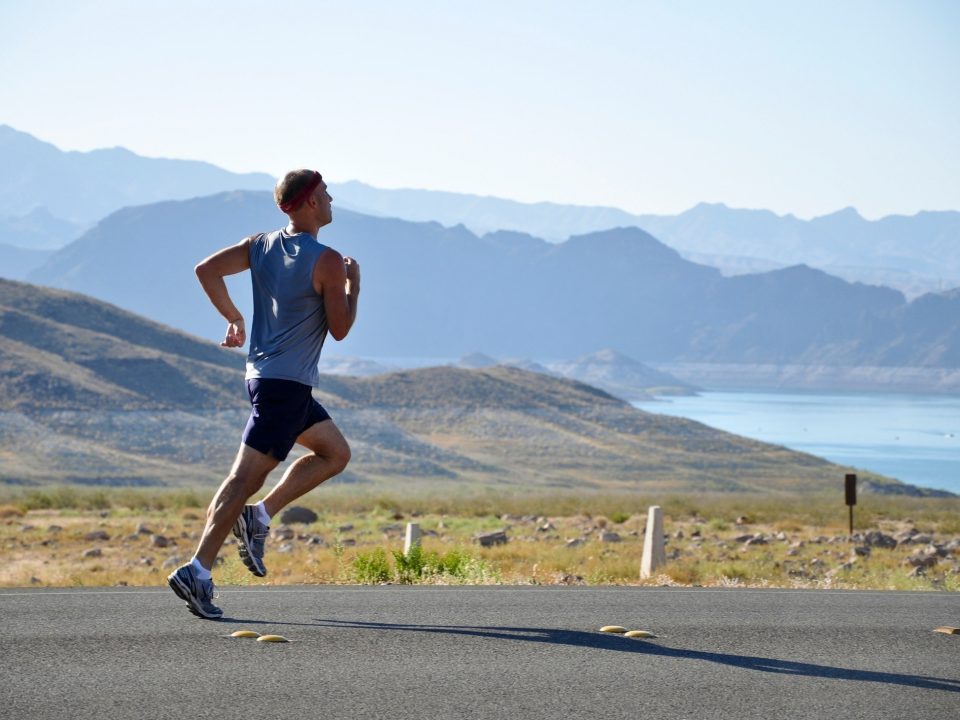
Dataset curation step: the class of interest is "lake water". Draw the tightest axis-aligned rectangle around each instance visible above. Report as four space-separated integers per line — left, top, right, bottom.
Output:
633 392 960 495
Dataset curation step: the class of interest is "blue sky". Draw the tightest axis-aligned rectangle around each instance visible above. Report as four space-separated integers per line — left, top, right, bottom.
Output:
1 0 957 218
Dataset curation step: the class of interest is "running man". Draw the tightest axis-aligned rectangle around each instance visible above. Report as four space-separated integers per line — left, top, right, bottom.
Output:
168 169 359 619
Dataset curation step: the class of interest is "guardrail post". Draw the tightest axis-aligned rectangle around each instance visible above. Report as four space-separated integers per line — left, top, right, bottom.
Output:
640 506 666 579
404 522 421 555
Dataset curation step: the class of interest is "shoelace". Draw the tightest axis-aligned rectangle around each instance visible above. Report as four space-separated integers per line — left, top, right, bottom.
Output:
199 579 219 602
250 527 269 550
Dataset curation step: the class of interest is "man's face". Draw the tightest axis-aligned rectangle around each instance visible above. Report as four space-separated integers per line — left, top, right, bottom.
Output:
313 181 333 227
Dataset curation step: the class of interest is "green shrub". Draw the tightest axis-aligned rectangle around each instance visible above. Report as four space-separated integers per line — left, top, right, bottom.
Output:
352 548 391 584
432 548 472 577
609 511 631 524
393 546 481 583
352 545 490 585
707 517 729 532
22 487 80 510
392 546 427 584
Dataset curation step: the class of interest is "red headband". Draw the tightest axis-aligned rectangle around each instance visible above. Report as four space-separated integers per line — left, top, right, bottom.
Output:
279 171 322 213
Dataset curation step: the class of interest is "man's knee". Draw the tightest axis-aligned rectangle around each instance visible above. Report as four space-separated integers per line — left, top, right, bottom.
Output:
331 439 351 474
225 466 269 496
226 444 279 492
224 461 276 497
300 422 351 474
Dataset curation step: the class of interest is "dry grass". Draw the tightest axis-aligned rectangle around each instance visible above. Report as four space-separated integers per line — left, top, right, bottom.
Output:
2 487 958 591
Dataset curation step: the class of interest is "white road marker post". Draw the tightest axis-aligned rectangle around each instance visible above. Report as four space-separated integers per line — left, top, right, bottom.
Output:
640 506 666 579
404 523 421 556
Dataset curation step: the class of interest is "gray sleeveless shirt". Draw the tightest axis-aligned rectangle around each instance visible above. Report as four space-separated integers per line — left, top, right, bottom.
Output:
245 229 329 387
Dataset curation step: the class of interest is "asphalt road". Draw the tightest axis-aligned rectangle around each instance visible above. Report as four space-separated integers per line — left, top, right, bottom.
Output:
1 585 958 720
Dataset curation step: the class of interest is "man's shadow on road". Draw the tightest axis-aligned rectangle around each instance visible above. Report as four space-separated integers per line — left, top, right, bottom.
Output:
293 618 959 693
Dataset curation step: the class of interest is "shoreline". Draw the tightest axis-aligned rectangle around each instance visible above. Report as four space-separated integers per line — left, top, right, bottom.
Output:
655 363 960 395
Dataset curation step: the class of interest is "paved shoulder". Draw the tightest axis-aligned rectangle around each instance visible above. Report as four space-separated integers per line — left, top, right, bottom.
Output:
1 586 957 719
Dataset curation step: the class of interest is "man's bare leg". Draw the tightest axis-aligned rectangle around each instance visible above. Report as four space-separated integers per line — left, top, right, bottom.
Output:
261 419 351 517
194 443 279 569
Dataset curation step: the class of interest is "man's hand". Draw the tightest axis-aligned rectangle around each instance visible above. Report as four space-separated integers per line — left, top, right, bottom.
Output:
221 317 246 348
314 251 359 341
344 256 361 286
196 237 252 345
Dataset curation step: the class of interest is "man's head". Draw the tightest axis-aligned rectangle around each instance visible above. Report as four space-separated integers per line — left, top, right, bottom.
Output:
275 169 332 228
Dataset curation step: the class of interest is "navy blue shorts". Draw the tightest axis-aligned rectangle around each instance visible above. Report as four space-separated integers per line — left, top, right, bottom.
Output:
242 378 331 461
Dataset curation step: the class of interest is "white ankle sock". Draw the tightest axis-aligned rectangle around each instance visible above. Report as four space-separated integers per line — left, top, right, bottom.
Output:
254 500 271 525
190 556 212 580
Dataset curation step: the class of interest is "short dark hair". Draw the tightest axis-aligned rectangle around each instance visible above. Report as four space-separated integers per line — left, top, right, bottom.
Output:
275 169 322 210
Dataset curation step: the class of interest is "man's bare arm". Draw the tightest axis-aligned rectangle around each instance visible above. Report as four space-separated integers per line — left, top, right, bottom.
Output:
195 237 253 348
313 249 360 341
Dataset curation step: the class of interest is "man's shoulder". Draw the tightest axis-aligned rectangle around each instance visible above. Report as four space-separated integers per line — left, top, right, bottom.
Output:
246 230 277 248
314 245 343 267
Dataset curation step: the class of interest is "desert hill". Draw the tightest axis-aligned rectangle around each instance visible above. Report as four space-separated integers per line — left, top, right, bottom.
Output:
1 280 938 495
0 278 244 411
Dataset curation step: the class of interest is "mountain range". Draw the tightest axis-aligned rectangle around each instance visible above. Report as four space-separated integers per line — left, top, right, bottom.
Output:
2 126 957 300
332 181 960 298
22 191 960 390
0 124 272 250
3 278 931 495
442 349 697 401
4 126 959 392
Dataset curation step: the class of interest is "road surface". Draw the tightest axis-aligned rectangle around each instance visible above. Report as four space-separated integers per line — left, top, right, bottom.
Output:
2 585 957 719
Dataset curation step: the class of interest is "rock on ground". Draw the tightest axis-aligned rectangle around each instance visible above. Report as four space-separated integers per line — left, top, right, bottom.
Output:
279 506 319 524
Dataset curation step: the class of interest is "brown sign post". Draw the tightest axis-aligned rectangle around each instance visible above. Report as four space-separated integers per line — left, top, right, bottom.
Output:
845 473 857 536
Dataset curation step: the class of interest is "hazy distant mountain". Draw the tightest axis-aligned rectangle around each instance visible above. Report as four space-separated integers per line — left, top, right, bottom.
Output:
332 179 638 240
455 352 499 369
4 278 927 494
316 355 396 377
5 125 955 295
332 181 960 296
0 125 273 245
447 349 696 401
548 350 697 401
0 243 54 280
0 206 87 249
498 358 555 375
27 191 960 387
636 203 960 290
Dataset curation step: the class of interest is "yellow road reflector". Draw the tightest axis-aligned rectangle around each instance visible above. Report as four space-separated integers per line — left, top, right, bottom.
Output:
229 630 260 638
934 626 959 635
256 634 290 643
599 625 627 634
624 630 656 639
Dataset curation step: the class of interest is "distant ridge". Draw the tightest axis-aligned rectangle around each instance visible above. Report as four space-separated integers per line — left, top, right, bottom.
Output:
331 179 638 241
2 126 956 296
332 181 960 297
548 349 697 401
24 191 960 385
0 125 273 245
0 243 54 280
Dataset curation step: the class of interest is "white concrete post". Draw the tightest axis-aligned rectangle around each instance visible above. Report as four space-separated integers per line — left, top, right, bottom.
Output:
640 506 666 579
403 523 421 555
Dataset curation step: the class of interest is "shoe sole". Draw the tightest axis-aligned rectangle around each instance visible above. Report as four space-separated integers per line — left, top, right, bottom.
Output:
233 514 267 577
167 573 223 620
